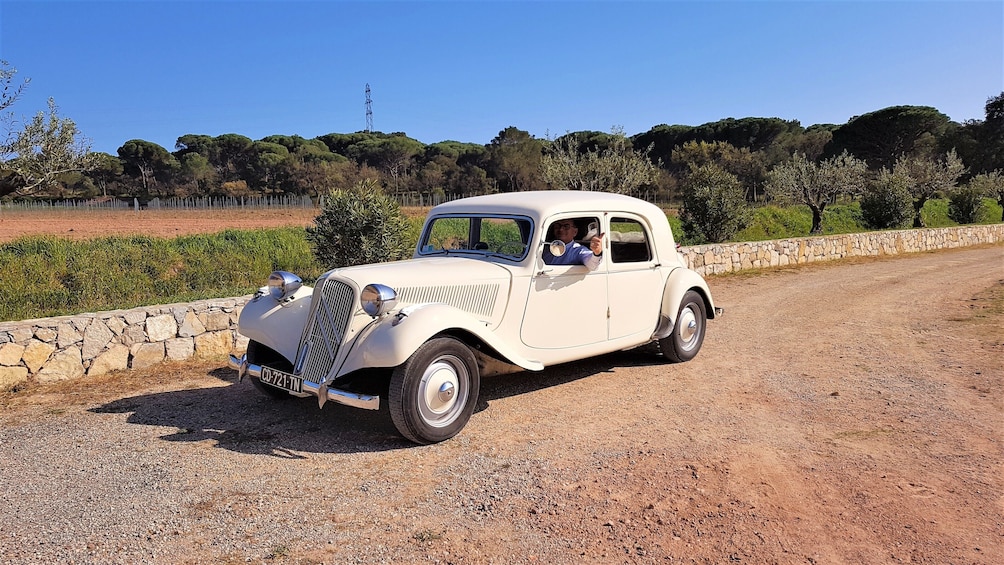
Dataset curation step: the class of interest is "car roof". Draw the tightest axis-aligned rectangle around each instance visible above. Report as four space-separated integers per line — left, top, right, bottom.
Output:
428 190 663 220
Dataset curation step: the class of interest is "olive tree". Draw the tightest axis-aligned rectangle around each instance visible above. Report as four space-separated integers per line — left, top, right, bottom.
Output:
307 178 412 268
766 151 868 234
680 163 751 244
893 149 966 227
540 128 659 195
860 169 914 229
2 97 96 197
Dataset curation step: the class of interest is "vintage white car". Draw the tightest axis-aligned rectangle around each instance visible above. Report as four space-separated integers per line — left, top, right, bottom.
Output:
229 191 721 444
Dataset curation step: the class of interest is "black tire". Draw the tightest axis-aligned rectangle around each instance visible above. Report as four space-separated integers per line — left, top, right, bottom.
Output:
389 337 480 444
659 290 707 363
246 340 293 399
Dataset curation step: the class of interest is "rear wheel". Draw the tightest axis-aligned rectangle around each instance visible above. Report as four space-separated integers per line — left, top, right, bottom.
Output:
659 290 707 363
389 337 480 444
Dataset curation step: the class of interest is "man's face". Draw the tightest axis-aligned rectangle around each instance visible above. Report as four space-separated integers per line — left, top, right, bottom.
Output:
553 220 577 243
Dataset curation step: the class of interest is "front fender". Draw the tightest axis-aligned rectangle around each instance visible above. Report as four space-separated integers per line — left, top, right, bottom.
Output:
336 302 543 376
654 268 717 340
237 286 314 364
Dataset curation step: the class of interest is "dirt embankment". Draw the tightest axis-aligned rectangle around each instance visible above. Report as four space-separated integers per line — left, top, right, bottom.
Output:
0 207 431 242
0 208 321 241
0 245 1001 564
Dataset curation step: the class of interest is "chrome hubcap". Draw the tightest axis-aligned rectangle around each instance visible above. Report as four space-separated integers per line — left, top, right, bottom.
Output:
418 356 468 427
678 306 700 351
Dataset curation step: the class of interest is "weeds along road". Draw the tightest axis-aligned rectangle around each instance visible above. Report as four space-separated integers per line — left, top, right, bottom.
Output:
1 245 1002 565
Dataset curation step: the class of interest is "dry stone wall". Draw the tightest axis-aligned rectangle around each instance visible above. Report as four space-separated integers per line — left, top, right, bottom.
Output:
680 224 1004 276
1 224 1002 389
0 297 251 391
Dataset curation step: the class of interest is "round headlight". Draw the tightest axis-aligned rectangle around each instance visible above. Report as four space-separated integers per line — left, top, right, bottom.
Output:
361 283 397 317
268 271 302 301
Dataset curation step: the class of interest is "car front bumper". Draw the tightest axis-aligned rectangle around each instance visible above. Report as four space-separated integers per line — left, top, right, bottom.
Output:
228 353 380 411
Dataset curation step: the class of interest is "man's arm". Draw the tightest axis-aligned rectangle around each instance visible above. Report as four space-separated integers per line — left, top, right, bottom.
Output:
580 233 605 271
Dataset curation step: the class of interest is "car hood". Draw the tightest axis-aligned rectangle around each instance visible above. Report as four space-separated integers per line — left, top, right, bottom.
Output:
323 257 514 325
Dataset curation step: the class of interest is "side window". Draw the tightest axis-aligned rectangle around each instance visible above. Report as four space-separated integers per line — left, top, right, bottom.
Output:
609 218 652 263
546 216 600 242
425 217 471 251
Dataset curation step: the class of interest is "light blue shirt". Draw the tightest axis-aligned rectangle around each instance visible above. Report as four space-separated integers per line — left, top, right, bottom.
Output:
543 241 602 271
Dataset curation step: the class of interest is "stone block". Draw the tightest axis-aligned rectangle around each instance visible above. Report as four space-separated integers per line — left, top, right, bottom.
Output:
201 310 232 332
0 342 26 366
165 338 195 361
22 340 56 373
130 342 165 370
34 327 57 342
146 314 178 342
195 330 233 359
0 366 28 390
8 327 34 343
56 323 83 348
105 316 126 335
82 319 115 361
88 344 130 376
120 324 146 347
178 311 207 338
234 334 249 352
171 306 189 325
37 347 84 383
124 310 147 325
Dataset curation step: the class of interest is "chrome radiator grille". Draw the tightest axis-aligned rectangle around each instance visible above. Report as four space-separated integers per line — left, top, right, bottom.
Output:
296 278 355 381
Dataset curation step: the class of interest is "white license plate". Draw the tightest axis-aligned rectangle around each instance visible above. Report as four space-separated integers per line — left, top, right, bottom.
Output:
259 365 303 394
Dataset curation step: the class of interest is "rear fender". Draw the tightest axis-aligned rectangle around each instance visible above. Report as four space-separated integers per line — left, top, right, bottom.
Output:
653 268 717 340
336 302 543 377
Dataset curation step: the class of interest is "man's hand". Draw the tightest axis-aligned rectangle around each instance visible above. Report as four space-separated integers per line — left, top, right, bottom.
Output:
590 233 605 256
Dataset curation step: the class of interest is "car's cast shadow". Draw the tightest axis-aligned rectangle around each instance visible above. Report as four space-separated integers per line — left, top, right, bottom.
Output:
90 345 665 456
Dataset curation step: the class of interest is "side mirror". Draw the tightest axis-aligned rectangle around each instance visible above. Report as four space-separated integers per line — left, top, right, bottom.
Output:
548 240 566 257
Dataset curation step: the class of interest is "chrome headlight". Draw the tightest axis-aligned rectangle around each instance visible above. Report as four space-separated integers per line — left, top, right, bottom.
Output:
548 239 567 257
361 283 397 317
268 271 302 301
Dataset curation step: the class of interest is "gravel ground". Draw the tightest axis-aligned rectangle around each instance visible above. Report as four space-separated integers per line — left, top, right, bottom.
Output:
1 245 1002 564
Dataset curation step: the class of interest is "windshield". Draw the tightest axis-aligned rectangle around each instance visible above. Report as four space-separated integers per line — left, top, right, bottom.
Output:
418 215 534 261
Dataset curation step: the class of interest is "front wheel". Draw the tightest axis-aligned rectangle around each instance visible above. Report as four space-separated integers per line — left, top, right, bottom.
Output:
389 337 480 444
659 290 707 363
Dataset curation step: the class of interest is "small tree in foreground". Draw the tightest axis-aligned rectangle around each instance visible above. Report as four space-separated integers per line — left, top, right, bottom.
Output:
307 179 411 268
766 151 868 234
861 169 914 229
893 149 966 227
680 163 751 244
948 185 987 225
966 170 1004 222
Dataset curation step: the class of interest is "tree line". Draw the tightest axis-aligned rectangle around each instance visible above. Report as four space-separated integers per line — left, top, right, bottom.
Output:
1 59 1002 240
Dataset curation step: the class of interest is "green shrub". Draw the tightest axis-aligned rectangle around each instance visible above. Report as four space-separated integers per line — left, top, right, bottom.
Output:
734 205 810 241
861 171 914 229
948 186 987 225
307 181 412 268
980 198 1004 224
680 164 752 244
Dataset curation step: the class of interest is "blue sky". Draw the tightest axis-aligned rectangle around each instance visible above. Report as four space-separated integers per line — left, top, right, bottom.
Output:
1 0 1001 155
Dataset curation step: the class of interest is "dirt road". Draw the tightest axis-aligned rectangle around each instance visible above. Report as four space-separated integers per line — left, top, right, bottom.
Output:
1 246 1002 564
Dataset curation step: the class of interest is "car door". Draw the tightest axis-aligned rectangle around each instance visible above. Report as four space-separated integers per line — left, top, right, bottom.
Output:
605 215 663 341
520 215 608 350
